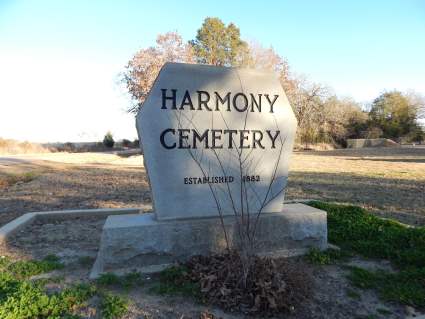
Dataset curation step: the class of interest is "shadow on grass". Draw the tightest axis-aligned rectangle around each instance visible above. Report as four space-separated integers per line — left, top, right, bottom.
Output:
0 166 150 226
296 146 425 158
287 171 425 217
349 157 425 163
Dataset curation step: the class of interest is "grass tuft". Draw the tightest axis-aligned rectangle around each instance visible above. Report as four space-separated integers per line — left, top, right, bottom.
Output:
150 265 200 298
96 271 143 289
96 273 120 286
7 255 64 279
60 283 97 310
100 293 128 319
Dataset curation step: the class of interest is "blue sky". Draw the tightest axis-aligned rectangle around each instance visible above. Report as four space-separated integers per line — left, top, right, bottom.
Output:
1 0 424 142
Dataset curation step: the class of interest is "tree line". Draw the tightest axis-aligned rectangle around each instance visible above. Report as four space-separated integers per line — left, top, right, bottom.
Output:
123 17 425 146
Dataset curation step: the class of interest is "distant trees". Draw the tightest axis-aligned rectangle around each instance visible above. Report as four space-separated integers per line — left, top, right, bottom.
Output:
367 91 423 141
123 17 424 145
103 132 115 148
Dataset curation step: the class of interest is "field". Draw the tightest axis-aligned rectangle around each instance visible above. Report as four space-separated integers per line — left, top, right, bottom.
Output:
288 146 425 223
1 146 424 226
1 147 424 318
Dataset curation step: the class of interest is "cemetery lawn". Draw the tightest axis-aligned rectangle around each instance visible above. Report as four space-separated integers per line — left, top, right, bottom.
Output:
0 146 424 227
1 201 424 317
288 146 425 223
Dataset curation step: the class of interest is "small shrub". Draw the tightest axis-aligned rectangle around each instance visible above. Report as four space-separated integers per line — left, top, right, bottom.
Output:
96 273 120 286
121 139 131 147
100 293 128 319
60 283 97 310
103 132 115 148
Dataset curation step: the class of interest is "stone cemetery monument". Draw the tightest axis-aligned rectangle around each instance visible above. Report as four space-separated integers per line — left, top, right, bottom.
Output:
91 63 327 277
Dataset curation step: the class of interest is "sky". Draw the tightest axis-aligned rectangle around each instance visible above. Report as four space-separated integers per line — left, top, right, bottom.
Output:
0 0 424 143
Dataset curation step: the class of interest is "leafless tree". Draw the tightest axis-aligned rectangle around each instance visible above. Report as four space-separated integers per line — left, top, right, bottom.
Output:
172 85 287 287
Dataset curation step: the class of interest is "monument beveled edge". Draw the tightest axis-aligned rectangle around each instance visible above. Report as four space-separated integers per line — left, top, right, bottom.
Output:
136 63 297 220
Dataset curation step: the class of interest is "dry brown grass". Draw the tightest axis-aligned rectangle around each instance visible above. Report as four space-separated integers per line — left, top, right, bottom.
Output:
0 138 51 155
0 172 38 189
0 146 424 227
287 146 425 217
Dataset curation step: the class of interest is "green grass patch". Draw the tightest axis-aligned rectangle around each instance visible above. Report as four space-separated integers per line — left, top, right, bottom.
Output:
308 201 425 268
60 283 97 310
0 256 95 318
309 201 425 308
0 276 95 318
150 265 201 299
0 255 135 317
97 273 121 286
0 279 64 319
348 266 425 307
305 248 351 265
100 293 128 319
96 271 143 289
3 255 63 279
121 271 143 289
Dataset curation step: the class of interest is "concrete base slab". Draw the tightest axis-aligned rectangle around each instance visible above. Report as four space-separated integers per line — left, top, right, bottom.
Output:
0 206 152 245
90 203 327 278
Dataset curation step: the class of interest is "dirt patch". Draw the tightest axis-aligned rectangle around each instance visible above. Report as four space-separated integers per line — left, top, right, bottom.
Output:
6 216 107 264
